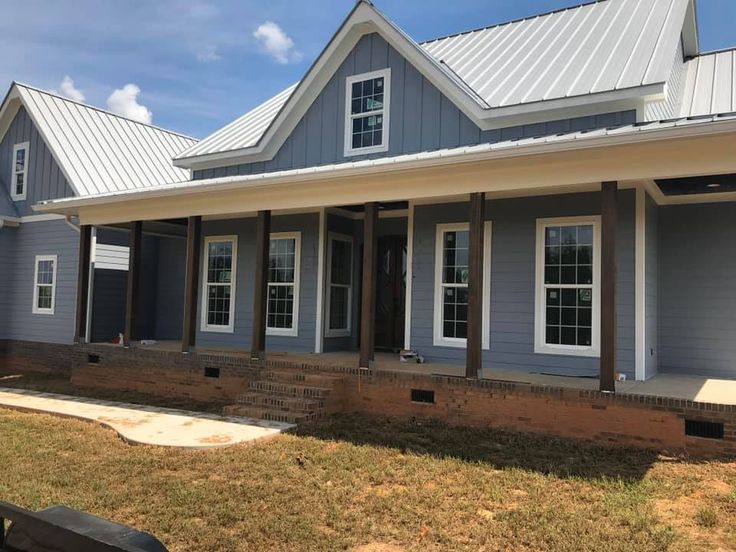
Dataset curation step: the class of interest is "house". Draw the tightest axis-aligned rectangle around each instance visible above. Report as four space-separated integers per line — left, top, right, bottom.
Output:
4 0 736 451
0 83 197 369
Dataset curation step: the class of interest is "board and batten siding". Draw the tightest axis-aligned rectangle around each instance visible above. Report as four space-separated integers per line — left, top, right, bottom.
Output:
0 107 74 216
196 213 319 352
658 203 736 378
0 219 78 344
410 192 635 377
192 33 636 180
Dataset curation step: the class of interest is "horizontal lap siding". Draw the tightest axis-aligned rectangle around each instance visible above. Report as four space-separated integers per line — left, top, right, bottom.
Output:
155 236 186 340
2 220 78 344
0 230 15 338
196 214 319 352
658 203 736 377
0 107 74 216
411 191 635 377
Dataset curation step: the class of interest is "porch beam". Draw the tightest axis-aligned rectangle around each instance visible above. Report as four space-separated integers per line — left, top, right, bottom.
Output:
600 181 617 393
359 202 378 369
251 210 271 360
123 221 142 348
181 216 202 353
466 192 485 378
74 224 92 343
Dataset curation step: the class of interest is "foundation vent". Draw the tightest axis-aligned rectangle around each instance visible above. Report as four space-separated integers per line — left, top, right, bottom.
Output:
204 367 220 379
87 354 100 364
685 419 724 440
411 389 435 404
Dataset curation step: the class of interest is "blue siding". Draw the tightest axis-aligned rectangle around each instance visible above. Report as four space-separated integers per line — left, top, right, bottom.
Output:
0 107 74 216
0 219 79 344
658 203 736 378
411 192 636 377
193 34 636 180
196 214 319 352
0 228 15 338
645 194 659 379
155 237 186 340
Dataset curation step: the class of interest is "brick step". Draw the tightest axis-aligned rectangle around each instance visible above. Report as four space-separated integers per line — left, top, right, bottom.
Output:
223 404 317 424
249 380 332 399
263 369 343 387
236 391 324 412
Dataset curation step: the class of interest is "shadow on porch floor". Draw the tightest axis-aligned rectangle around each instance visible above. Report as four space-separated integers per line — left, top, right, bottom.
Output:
122 340 736 407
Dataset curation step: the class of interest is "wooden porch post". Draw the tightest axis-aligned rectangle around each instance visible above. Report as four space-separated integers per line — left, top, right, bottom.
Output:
123 221 142 348
466 192 485 378
74 224 92 343
251 210 271 360
600 181 618 393
181 216 202 353
359 202 379 369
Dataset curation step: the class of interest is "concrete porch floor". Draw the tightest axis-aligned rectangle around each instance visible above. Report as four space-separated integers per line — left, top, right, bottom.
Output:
113 341 736 406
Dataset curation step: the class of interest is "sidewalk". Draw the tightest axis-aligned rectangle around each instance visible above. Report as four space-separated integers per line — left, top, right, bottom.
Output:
0 388 294 448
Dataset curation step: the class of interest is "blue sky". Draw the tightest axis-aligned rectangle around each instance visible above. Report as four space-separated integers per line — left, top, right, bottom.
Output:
0 0 733 139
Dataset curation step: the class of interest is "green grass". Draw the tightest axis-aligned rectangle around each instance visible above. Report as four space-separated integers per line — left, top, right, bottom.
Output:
0 410 735 551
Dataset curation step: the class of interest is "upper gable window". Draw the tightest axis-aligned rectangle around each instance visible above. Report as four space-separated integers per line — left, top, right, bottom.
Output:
11 142 29 201
344 69 390 157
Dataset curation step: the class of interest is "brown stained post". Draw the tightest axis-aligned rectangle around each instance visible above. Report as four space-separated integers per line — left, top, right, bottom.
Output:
251 210 271 360
123 221 143 348
600 181 618 393
74 224 92 343
466 192 485 378
359 202 379 368
181 216 202 353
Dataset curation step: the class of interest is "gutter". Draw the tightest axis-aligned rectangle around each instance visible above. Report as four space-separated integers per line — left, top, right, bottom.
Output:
34 114 736 213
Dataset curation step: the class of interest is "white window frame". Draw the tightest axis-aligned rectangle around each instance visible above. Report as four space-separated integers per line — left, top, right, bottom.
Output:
343 68 391 157
266 231 301 337
32 254 57 315
534 215 601 357
325 232 353 338
200 235 238 333
433 222 492 349
11 142 29 201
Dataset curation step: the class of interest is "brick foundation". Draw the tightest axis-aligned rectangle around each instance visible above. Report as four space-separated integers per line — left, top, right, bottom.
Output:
0 340 75 374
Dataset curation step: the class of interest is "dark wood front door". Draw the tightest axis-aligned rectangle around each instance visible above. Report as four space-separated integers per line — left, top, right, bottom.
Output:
374 236 406 351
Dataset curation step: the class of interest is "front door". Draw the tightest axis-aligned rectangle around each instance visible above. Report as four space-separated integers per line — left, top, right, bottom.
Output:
374 235 406 351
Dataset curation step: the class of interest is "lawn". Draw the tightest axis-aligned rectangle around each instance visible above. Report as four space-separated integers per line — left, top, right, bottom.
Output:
0 409 735 551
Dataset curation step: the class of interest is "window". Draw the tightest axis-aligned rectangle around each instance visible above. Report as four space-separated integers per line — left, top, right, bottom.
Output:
344 69 390 156
433 222 491 348
32 255 57 315
267 232 301 337
326 233 353 337
11 142 29 201
535 216 601 356
201 236 237 333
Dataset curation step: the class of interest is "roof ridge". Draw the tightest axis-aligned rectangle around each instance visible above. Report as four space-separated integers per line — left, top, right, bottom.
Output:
12 81 198 142
418 0 611 46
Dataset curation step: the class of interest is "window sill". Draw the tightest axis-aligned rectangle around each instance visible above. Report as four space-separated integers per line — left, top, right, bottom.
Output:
267 328 298 338
201 325 234 334
32 310 54 316
344 143 389 157
534 344 600 358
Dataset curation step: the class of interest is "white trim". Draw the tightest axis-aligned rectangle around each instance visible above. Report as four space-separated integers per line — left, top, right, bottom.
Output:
32 254 57 315
85 228 97 343
403 200 414 350
11 142 29 201
200 235 238 333
344 68 391 157
325 232 354 338
266 231 301 337
635 186 647 380
314 209 326 352
534 215 601 357
432 221 491 349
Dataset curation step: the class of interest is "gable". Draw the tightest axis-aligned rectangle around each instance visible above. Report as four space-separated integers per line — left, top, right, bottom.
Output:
0 106 74 216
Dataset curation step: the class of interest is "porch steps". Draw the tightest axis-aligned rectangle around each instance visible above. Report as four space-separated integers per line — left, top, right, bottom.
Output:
224 369 343 424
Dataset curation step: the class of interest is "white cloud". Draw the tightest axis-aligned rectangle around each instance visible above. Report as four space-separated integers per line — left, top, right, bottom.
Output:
54 75 85 102
253 21 302 64
196 44 220 62
106 84 153 124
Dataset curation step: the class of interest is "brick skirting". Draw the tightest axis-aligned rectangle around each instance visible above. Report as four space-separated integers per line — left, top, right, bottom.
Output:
0 340 75 374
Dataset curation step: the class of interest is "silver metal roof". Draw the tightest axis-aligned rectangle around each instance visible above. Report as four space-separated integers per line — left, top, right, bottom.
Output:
680 49 736 117
14 84 197 197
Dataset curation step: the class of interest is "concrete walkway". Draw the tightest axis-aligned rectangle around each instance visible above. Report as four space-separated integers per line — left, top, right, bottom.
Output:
0 388 294 448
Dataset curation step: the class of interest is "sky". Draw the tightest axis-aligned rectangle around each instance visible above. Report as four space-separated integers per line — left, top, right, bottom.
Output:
0 0 733 139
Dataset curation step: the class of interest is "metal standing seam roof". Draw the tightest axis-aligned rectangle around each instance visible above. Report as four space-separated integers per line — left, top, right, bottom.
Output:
679 48 736 117
177 0 691 162
13 83 198 197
